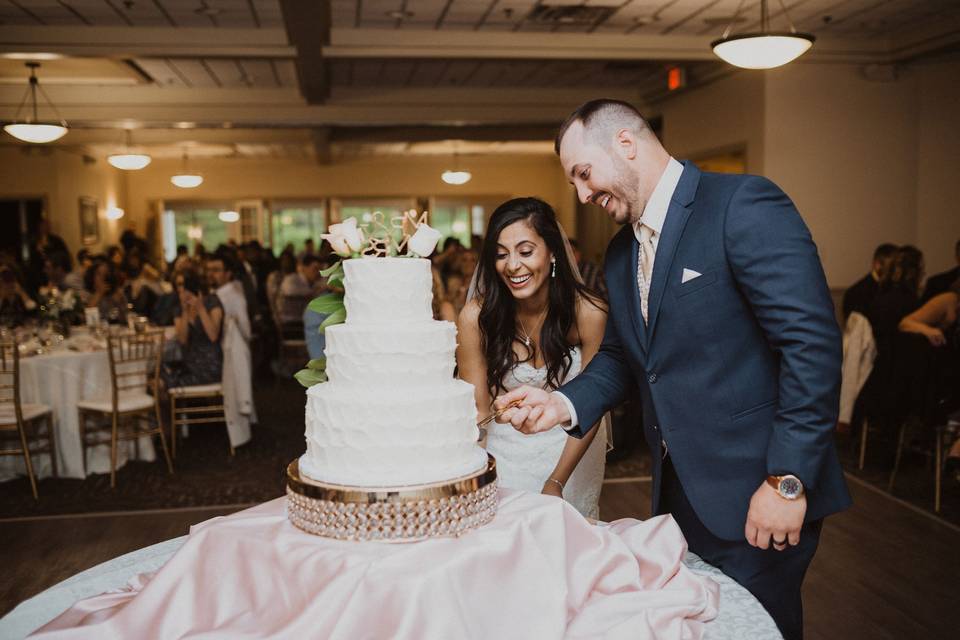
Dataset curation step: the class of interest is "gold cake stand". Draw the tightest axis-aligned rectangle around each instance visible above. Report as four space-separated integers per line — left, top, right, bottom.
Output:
286 455 498 542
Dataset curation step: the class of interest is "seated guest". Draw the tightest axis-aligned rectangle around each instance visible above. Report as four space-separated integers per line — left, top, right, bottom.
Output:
43 251 70 289
277 254 326 325
862 246 925 424
123 262 164 319
0 266 37 326
266 251 296 315
900 280 960 471
921 238 960 303
445 248 478 315
899 281 960 348
298 238 317 261
64 249 92 300
162 269 223 389
207 251 249 334
85 259 129 324
431 267 456 322
843 243 897 321
303 307 327 360
569 238 606 296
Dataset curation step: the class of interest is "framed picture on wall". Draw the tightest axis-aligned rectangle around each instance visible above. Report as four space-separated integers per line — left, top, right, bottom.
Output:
79 196 98 245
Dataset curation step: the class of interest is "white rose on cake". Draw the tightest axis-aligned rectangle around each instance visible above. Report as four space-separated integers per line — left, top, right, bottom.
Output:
322 218 366 257
407 223 442 257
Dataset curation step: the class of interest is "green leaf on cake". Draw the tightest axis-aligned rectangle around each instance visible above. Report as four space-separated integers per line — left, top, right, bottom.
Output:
306 357 326 371
319 307 346 333
320 261 344 279
308 293 344 315
294 366 328 388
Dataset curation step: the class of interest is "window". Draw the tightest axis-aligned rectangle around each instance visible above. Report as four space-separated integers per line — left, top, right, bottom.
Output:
269 200 327 255
430 197 508 248
161 201 234 262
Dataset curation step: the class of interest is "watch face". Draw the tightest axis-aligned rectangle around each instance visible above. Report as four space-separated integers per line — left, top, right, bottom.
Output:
780 476 802 499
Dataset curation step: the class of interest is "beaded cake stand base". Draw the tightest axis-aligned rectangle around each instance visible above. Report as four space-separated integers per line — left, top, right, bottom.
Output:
285 455 498 542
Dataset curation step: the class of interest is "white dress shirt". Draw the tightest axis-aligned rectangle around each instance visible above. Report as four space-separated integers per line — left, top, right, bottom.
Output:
557 157 685 430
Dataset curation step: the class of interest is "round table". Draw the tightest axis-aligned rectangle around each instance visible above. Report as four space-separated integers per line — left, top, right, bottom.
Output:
0 495 783 639
0 338 156 482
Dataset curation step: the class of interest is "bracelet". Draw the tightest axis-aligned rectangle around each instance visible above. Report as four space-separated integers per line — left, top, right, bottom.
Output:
547 477 565 491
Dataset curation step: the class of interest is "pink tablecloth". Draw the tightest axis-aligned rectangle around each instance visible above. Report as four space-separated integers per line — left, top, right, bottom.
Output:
31 490 719 639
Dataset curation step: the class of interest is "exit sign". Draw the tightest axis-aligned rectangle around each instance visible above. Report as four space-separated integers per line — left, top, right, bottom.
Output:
667 67 686 91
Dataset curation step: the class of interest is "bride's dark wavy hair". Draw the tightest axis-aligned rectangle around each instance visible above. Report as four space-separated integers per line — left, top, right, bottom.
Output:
476 197 605 397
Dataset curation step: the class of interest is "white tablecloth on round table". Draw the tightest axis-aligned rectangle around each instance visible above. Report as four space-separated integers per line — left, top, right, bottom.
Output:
0 346 156 482
0 530 782 639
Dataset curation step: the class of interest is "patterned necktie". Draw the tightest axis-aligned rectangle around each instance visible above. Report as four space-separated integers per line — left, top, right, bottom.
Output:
636 224 655 323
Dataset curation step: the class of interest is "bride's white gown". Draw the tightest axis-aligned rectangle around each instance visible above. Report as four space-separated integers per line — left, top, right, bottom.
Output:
485 346 607 519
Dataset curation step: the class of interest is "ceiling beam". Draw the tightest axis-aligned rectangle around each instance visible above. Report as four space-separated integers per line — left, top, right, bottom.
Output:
0 83 631 127
312 127 332 164
324 28 911 64
0 26 294 58
329 125 559 144
279 0 331 104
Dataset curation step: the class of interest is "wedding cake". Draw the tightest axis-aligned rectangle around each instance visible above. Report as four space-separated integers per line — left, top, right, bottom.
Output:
287 252 497 541
299 257 489 487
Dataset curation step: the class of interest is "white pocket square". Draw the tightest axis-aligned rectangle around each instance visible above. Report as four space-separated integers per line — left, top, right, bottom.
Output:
681 268 702 284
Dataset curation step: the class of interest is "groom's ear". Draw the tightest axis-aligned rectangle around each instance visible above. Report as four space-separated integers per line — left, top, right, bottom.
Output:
615 128 637 160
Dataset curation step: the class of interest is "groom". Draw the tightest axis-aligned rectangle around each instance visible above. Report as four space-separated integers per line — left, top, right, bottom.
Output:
496 99 851 640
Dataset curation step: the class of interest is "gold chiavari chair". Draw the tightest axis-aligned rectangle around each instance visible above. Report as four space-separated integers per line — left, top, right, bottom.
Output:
77 328 173 488
168 382 230 457
0 338 57 499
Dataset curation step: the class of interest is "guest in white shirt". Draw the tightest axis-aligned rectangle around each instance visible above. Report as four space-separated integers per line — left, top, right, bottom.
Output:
206 250 255 448
277 254 326 325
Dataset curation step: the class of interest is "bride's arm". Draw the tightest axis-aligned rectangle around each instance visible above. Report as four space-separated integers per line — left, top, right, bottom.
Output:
543 296 608 497
456 299 494 435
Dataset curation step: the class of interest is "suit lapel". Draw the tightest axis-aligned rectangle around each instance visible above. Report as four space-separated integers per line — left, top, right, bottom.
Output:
645 162 701 345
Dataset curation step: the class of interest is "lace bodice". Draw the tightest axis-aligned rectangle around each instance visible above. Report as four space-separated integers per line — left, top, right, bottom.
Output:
486 346 606 519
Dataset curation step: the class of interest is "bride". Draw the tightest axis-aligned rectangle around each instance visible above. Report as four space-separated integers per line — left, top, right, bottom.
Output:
457 197 609 518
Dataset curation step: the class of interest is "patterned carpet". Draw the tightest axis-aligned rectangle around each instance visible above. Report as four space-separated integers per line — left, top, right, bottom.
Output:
1 377 955 527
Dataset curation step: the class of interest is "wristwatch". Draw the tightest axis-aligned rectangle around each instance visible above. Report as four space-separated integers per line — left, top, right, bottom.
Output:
766 474 804 500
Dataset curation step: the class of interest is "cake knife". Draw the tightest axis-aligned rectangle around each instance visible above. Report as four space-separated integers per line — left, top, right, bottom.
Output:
476 399 522 428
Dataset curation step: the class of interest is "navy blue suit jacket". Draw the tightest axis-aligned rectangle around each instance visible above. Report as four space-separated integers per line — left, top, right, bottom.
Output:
561 162 852 541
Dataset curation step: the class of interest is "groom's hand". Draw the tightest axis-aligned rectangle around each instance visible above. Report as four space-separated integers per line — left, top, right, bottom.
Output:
494 386 570 434
744 481 807 551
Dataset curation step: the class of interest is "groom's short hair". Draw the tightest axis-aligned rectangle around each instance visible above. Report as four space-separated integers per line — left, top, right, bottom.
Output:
555 99 650 155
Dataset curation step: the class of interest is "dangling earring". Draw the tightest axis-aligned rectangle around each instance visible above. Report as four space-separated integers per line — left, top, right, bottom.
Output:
551 258 556 278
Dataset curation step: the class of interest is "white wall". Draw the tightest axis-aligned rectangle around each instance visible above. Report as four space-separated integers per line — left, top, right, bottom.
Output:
0 147 126 254
659 71 766 174
763 63 919 287
914 59 960 275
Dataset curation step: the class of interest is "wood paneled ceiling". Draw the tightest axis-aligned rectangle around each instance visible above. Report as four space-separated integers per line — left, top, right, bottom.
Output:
0 0 957 160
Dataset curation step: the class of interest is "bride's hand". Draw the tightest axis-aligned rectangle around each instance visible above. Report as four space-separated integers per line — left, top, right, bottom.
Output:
541 480 563 498
495 386 571 435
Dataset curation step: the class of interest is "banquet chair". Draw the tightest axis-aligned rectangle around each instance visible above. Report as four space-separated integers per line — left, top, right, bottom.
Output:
886 333 955 512
268 291 308 367
0 339 57 499
77 328 173 488
168 382 230 457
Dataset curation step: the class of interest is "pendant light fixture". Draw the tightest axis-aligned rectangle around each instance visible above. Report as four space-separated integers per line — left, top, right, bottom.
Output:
711 0 815 70
3 62 68 143
171 149 204 188
441 152 471 185
108 129 152 170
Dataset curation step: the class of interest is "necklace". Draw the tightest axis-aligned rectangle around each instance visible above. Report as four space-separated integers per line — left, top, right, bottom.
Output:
517 308 547 348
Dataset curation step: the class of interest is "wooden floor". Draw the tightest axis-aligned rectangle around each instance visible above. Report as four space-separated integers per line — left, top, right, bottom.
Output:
2 478 958 639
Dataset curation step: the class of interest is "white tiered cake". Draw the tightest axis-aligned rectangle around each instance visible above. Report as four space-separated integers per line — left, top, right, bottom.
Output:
299 257 489 488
